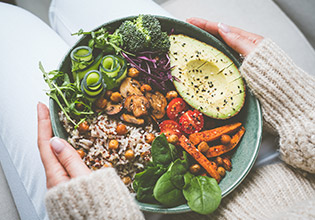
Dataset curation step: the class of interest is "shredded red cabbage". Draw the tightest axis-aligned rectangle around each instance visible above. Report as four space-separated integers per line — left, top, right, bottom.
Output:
122 51 178 92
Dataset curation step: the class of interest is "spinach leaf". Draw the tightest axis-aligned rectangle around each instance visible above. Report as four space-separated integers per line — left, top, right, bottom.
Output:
183 176 222 215
153 171 186 207
151 134 178 167
183 171 194 189
133 165 166 203
170 152 190 189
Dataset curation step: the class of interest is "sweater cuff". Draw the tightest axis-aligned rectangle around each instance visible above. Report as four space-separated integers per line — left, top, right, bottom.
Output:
240 38 315 173
45 168 144 220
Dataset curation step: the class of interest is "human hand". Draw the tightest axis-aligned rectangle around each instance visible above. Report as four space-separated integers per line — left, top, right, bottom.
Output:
186 18 264 56
37 102 91 189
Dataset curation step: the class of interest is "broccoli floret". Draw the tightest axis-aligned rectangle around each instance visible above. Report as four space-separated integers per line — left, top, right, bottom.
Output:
151 32 170 54
118 14 170 53
118 20 148 53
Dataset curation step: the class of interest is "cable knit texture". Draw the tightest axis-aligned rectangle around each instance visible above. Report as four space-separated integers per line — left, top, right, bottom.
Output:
240 38 315 173
45 168 144 220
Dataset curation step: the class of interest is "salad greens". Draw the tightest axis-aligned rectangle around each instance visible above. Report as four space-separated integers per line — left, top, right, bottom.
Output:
183 175 222 215
40 62 94 127
134 134 222 215
151 133 178 167
153 170 186 207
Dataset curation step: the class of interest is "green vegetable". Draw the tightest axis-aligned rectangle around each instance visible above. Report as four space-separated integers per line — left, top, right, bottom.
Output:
72 52 103 82
99 55 127 89
72 28 127 55
183 175 222 215
70 46 94 73
153 171 186 207
170 152 189 189
81 70 106 100
40 62 94 127
133 164 166 203
118 14 170 53
151 134 178 167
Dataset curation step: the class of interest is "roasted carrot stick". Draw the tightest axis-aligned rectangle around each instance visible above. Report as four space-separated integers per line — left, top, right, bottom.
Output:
206 126 245 158
189 122 242 145
179 135 221 182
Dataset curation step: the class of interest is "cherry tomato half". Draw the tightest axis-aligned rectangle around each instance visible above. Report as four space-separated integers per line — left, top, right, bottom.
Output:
159 120 182 139
179 110 204 134
166 98 187 121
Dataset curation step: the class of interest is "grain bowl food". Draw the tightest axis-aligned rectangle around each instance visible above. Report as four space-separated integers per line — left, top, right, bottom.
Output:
59 111 158 189
44 14 262 215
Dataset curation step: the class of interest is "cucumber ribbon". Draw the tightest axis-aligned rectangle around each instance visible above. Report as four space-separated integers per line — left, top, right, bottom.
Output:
71 46 103 81
81 70 106 100
99 55 127 90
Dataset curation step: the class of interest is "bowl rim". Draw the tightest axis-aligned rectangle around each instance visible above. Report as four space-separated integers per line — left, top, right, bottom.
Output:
50 14 263 214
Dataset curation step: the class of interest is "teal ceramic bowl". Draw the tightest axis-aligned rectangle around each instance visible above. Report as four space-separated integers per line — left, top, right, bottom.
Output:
50 15 262 214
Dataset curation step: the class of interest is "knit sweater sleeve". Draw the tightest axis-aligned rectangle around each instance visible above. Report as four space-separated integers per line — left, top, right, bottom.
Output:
45 168 144 220
239 38 315 173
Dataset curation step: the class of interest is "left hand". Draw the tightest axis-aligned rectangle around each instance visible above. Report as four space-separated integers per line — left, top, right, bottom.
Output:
37 102 91 189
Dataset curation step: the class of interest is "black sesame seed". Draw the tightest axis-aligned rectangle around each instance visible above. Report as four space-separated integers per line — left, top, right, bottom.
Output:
217 107 220 111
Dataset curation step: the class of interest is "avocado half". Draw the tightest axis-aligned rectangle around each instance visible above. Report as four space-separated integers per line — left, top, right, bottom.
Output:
169 34 245 119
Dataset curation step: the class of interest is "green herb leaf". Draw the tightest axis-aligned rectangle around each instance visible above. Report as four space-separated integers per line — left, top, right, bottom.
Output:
153 171 186 207
133 165 166 203
170 152 190 189
183 175 222 215
151 134 178 167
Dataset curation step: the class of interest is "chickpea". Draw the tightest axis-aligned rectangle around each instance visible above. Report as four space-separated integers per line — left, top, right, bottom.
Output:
189 164 201 174
105 90 113 99
167 134 179 144
78 121 89 133
216 156 223 166
125 149 135 160
217 167 226 177
110 92 123 103
145 133 155 144
165 91 178 101
221 134 231 145
128 67 140 78
198 141 209 153
140 84 152 93
95 96 108 109
103 162 113 168
108 140 119 150
116 123 128 135
76 149 85 158
122 176 132 185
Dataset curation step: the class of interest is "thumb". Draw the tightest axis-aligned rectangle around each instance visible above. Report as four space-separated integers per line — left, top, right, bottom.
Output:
217 23 259 56
50 137 91 178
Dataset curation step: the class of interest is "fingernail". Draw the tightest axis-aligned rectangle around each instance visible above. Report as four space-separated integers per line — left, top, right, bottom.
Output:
218 23 230 33
50 137 65 154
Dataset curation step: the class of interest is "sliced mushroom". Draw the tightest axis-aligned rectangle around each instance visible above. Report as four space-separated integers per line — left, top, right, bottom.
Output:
105 101 123 115
120 77 143 98
124 95 150 117
120 113 144 125
145 91 167 119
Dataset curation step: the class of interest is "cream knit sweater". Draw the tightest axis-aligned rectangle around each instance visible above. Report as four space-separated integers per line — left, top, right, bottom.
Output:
45 39 315 220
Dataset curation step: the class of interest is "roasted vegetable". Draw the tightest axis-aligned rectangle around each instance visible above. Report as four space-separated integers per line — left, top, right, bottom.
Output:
189 122 242 145
179 135 221 182
206 126 245 158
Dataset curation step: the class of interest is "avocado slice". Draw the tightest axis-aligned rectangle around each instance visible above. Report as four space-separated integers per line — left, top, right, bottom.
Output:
169 34 245 119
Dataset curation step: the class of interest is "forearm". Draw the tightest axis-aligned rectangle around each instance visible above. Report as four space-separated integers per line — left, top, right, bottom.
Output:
45 168 144 220
240 38 315 173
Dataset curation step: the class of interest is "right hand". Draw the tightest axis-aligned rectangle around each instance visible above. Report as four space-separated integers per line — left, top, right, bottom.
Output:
186 18 264 56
